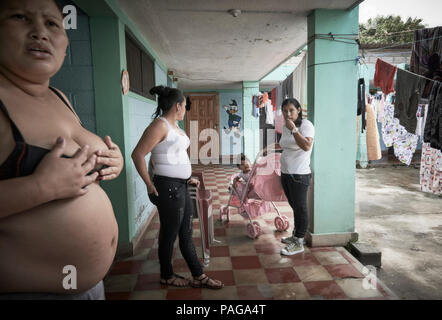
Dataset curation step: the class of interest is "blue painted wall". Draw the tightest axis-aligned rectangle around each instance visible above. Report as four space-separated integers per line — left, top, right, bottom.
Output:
127 95 157 233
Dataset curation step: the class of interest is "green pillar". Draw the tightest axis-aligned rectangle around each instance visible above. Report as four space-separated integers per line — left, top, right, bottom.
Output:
306 8 359 246
74 0 134 256
242 81 260 162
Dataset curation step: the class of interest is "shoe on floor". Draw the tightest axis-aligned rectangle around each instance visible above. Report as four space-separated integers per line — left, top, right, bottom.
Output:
281 239 304 256
281 236 297 244
281 235 306 245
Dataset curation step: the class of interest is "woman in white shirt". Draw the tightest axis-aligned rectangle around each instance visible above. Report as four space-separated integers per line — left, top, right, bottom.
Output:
132 86 223 289
278 98 315 256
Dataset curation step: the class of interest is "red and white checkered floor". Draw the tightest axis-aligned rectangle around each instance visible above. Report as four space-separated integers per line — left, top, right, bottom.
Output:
104 165 397 300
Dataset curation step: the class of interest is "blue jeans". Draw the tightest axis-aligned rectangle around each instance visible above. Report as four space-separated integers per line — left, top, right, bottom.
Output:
281 173 312 239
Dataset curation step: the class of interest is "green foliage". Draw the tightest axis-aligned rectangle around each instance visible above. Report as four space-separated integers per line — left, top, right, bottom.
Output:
359 15 426 45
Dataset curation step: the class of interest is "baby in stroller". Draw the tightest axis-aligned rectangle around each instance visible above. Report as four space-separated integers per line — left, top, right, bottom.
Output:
220 149 290 239
233 154 252 186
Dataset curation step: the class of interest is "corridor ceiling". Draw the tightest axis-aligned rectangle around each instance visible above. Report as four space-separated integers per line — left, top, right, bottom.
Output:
117 0 362 90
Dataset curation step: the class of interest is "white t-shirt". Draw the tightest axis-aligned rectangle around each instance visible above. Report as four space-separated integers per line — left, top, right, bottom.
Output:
279 119 315 174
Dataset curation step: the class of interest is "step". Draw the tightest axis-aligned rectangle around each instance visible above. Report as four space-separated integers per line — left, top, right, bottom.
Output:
348 242 382 267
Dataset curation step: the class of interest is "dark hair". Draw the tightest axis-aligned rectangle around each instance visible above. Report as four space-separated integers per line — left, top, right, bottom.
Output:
53 0 64 11
0 0 63 13
281 98 303 128
237 153 249 168
150 86 185 119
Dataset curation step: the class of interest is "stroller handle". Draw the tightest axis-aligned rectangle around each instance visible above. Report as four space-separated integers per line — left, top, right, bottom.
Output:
255 143 283 161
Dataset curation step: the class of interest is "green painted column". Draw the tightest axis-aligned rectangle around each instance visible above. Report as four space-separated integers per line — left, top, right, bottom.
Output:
242 81 260 162
88 15 133 254
306 8 359 246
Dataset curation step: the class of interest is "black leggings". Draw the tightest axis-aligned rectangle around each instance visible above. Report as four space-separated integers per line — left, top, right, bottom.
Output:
148 175 203 280
281 173 312 239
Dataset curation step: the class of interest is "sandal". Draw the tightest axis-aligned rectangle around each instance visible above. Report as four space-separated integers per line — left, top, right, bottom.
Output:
160 273 190 287
191 275 224 290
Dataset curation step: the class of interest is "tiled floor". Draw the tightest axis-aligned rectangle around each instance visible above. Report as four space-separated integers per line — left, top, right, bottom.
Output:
104 165 397 300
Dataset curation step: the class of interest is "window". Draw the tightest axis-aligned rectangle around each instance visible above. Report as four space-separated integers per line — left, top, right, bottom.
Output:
125 33 155 100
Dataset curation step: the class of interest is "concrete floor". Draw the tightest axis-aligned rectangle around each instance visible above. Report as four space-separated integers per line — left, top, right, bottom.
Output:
355 166 442 300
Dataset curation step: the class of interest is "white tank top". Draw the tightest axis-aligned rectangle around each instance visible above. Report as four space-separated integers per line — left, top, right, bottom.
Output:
150 117 192 179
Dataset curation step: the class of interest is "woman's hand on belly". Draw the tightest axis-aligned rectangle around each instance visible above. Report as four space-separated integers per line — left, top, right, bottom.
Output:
95 136 124 181
34 137 100 201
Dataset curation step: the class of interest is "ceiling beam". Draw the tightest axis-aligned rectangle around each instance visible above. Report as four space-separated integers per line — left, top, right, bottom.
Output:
347 0 364 11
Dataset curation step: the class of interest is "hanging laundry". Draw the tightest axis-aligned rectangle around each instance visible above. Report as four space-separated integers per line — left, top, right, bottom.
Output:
282 73 293 99
292 53 307 107
262 92 269 105
252 95 261 118
365 104 382 161
377 94 386 124
271 88 277 112
410 26 442 98
275 109 284 135
357 78 366 133
382 102 419 165
420 143 441 195
264 100 275 126
415 104 428 142
423 81 442 151
276 83 284 110
257 95 264 108
374 58 397 95
356 115 369 167
394 68 427 134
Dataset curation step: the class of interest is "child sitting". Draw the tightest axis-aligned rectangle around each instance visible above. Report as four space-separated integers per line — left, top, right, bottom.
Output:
234 154 252 185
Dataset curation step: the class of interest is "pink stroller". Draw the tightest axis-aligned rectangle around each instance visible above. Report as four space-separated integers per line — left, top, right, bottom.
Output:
219 148 290 239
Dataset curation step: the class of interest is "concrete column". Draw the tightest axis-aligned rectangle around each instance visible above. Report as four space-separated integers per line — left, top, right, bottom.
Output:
88 13 133 256
242 81 261 162
306 8 360 246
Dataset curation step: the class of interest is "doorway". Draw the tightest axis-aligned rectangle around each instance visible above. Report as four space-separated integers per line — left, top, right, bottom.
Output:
185 93 220 164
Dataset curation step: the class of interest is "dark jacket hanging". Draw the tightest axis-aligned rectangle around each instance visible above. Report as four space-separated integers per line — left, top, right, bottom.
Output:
357 78 366 133
424 81 442 151
393 68 426 134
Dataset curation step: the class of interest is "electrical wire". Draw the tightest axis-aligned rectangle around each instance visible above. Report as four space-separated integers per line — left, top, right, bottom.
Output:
308 58 358 68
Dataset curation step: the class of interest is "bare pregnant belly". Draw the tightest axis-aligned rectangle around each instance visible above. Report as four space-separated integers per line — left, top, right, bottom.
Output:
0 183 118 294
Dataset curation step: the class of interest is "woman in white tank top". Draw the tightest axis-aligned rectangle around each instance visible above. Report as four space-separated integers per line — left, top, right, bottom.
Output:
132 86 223 290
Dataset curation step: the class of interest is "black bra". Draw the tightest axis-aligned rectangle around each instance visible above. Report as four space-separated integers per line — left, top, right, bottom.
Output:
0 87 78 180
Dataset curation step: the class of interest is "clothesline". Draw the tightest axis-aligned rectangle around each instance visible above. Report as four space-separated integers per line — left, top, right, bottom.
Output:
377 58 441 84
307 33 442 53
364 35 442 52
360 27 431 37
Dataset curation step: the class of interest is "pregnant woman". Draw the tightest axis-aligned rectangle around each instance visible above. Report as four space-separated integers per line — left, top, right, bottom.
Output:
0 0 123 299
132 86 223 289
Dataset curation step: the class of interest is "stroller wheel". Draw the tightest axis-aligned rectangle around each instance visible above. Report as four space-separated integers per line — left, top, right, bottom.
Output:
274 217 286 232
282 215 290 231
252 221 261 235
246 223 259 239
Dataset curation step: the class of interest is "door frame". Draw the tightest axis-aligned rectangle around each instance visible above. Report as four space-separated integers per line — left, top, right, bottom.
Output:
184 92 221 162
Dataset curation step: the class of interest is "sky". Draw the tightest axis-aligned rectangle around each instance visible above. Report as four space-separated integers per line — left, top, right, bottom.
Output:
359 0 442 27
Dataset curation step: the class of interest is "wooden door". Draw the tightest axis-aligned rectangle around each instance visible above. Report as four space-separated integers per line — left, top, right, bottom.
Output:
185 93 220 164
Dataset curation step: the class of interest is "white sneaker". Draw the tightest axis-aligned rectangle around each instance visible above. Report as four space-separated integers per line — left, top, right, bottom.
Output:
281 239 304 256
281 235 306 245
281 236 297 244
